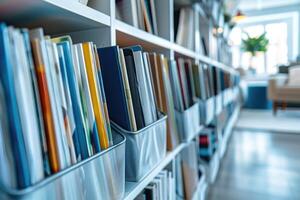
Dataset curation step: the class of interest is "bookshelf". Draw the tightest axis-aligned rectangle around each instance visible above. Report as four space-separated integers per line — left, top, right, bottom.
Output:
0 0 241 199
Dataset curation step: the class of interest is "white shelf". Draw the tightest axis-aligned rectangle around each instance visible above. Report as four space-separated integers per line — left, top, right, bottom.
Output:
0 0 110 34
124 143 187 200
115 20 173 53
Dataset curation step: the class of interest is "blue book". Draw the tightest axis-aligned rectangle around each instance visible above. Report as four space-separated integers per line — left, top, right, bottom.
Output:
0 23 31 188
97 46 131 131
57 41 89 160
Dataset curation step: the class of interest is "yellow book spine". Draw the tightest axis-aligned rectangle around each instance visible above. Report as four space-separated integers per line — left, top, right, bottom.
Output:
82 43 109 149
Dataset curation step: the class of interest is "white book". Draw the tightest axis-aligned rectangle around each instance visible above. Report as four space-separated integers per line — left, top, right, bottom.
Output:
142 52 157 121
158 171 168 200
136 0 145 30
52 43 77 165
45 40 71 168
116 0 139 28
152 178 163 200
10 27 44 184
133 50 155 126
176 8 194 50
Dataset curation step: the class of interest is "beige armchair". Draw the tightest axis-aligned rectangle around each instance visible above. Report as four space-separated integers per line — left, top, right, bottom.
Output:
268 66 300 115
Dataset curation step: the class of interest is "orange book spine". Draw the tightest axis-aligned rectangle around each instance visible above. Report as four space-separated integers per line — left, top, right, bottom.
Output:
82 42 109 149
31 39 60 173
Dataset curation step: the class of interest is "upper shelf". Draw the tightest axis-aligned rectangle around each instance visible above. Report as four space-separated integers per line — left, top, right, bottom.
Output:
0 0 238 75
115 19 173 53
0 0 110 35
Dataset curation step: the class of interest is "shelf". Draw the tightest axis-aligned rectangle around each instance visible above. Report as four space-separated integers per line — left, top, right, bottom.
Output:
0 0 110 34
124 143 187 200
172 43 199 59
115 20 172 53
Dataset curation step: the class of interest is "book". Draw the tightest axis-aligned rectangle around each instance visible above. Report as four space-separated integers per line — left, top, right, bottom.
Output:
22 29 51 175
31 38 60 174
0 82 17 188
56 45 81 161
97 46 132 131
72 45 94 155
82 42 110 149
123 48 145 130
127 45 157 126
45 40 71 169
119 48 137 131
176 58 190 109
56 40 90 159
92 45 113 146
53 44 77 164
175 7 195 50
184 59 197 105
116 0 139 28
74 44 101 153
169 60 184 112
148 53 163 110
10 28 45 184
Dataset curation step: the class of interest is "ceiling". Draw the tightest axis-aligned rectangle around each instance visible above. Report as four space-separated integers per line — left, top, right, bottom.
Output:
238 0 300 11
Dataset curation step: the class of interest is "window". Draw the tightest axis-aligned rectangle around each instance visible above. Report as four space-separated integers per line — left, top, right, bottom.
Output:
230 21 288 75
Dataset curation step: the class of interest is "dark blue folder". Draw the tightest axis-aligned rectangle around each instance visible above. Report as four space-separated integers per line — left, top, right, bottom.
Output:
97 46 131 131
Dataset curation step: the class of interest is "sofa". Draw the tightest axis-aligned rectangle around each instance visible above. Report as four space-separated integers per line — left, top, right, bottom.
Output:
268 66 300 115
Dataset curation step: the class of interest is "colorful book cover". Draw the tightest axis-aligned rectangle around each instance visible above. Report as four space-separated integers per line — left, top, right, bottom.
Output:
52 44 77 164
72 45 94 154
93 45 113 145
56 41 90 159
31 39 60 174
0 24 31 188
82 42 109 149
57 45 81 162
74 44 101 153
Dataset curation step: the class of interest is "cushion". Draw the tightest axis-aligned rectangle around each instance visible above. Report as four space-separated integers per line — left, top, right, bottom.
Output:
288 66 300 86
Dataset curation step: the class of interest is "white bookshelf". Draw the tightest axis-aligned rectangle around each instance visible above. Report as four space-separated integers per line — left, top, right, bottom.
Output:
0 0 240 199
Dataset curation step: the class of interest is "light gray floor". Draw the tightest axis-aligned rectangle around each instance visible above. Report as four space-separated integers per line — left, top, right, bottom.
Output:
207 129 300 200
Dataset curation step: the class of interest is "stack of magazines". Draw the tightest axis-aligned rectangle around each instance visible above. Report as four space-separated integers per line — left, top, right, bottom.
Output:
0 23 112 189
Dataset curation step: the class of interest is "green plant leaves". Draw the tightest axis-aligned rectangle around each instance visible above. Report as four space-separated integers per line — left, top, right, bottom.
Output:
241 32 269 56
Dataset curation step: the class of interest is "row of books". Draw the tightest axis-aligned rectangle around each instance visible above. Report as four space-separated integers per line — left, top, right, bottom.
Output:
116 0 158 35
0 23 112 189
171 59 216 113
98 44 179 150
135 170 175 200
174 6 208 55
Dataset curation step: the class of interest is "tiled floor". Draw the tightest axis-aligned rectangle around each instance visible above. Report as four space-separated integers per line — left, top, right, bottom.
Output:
207 129 300 200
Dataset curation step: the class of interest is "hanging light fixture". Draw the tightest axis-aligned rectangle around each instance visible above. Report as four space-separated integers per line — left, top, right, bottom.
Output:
232 10 246 22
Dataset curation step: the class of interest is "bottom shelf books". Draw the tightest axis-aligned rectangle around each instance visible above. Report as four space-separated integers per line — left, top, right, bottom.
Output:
135 170 175 200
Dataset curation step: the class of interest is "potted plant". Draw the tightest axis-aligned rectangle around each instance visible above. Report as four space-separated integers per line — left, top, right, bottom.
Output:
241 32 269 72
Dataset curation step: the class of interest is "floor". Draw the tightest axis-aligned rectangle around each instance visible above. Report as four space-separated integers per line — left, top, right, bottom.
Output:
207 129 300 200
235 109 300 134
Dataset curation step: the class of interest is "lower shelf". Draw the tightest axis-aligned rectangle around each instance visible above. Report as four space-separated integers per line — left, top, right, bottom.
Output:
123 143 186 200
